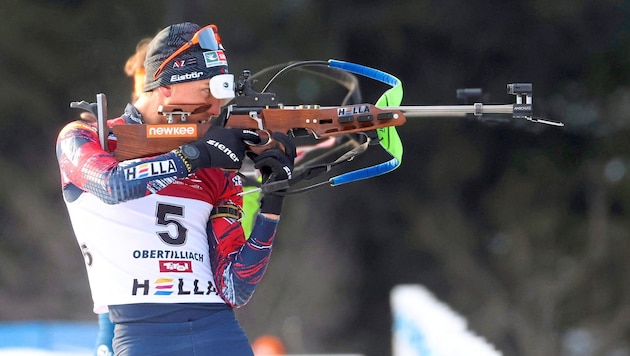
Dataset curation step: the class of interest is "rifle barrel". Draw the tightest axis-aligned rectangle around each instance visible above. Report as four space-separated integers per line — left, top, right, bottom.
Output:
391 104 514 118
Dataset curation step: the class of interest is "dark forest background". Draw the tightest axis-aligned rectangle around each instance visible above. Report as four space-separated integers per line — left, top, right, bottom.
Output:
2 0 630 355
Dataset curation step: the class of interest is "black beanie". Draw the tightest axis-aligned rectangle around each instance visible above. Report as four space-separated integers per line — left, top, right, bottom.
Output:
143 22 229 92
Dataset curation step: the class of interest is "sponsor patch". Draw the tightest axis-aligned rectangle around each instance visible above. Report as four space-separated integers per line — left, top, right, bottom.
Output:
203 50 228 68
132 249 204 262
206 139 239 162
338 105 370 116
124 160 177 180
159 260 193 273
170 71 204 83
173 58 197 69
131 278 219 296
146 124 198 138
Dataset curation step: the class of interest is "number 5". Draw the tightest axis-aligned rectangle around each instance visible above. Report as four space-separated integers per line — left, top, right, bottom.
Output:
156 203 188 246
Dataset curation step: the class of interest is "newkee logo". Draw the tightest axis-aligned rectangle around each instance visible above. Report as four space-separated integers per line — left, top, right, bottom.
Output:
147 124 198 138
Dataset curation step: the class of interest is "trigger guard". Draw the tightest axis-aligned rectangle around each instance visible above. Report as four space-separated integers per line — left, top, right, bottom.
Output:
245 129 272 146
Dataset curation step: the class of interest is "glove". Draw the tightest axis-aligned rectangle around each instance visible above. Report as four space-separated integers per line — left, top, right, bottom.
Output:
251 132 296 215
253 133 296 182
179 126 261 171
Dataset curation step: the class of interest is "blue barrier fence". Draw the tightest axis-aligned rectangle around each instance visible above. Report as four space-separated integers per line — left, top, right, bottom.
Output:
0 321 96 353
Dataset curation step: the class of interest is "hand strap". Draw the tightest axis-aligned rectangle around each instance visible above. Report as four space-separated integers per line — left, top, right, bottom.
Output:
209 204 242 220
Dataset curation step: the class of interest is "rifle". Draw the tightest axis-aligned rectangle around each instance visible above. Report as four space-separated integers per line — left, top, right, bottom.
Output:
74 60 563 193
112 102 407 160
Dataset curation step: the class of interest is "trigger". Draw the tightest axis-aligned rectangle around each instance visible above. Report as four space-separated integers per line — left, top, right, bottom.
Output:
245 130 272 147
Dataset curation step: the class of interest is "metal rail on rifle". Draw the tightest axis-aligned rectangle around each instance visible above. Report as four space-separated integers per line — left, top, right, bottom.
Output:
393 83 562 126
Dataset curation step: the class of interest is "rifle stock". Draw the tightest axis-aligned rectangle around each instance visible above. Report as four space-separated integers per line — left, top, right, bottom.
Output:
112 122 211 161
111 104 406 161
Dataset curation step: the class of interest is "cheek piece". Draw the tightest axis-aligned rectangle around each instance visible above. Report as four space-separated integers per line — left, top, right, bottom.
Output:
210 74 235 106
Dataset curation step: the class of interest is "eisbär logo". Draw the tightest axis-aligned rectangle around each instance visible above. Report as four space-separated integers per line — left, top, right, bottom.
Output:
170 71 204 83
